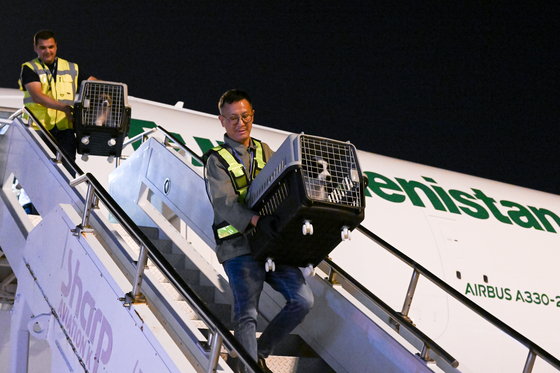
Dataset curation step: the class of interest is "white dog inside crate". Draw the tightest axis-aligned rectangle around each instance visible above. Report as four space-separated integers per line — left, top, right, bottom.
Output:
305 155 359 204
95 93 112 126
305 156 332 201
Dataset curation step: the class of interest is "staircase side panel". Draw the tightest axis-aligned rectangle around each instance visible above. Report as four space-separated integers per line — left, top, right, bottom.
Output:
109 138 216 248
21 204 197 373
259 276 437 373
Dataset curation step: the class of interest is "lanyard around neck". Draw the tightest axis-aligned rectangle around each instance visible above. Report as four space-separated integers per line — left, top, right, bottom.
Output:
39 58 57 89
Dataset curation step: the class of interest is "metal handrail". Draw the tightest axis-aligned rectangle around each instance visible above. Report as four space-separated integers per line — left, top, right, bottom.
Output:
156 125 204 164
119 121 481 371
16 107 85 177
119 125 203 164
18 105 557 372
318 258 459 368
355 224 560 373
11 109 264 373
120 122 463 370
121 127 158 148
0 118 12 128
8 107 24 121
73 173 263 373
113 117 560 373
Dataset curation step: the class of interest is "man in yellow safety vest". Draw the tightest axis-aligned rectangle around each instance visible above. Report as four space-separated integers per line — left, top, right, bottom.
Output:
19 30 96 170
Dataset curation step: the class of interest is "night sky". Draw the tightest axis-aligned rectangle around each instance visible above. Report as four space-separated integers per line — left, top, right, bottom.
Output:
2 2 559 194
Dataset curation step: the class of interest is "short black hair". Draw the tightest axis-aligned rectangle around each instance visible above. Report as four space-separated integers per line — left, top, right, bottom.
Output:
34 30 56 45
218 89 252 113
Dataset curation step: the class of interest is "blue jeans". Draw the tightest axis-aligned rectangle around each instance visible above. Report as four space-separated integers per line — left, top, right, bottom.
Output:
223 255 314 361
22 202 38 215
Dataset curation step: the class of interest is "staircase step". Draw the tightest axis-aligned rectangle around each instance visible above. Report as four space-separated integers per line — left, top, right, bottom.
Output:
191 284 216 304
162 252 185 268
267 334 319 358
139 226 160 240
175 267 201 285
264 355 336 373
160 283 232 327
160 282 184 301
151 238 173 254
206 303 233 328
139 226 334 373
222 349 335 373
174 300 198 319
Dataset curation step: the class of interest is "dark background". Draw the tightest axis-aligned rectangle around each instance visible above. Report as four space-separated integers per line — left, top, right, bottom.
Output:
2 2 559 194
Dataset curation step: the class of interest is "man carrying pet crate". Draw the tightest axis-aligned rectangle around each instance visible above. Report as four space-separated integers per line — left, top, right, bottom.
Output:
204 89 314 373
18 30 96 168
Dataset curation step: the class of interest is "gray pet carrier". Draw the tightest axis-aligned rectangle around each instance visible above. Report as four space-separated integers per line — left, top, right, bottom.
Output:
74 81 131 159
246 133 365 271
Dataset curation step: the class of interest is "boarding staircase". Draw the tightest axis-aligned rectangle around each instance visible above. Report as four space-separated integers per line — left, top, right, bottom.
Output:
0 112 559 373
134 224 336 373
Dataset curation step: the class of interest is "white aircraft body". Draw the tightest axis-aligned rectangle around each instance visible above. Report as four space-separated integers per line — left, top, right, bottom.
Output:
0 86 559 373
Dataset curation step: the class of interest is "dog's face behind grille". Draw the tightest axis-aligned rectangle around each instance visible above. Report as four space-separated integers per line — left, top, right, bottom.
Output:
301 136 362 206
80 83 126 128
305 156 332 200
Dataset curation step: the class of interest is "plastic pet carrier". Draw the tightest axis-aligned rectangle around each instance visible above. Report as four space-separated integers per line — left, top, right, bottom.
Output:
246 133 366 273
74 81 131 160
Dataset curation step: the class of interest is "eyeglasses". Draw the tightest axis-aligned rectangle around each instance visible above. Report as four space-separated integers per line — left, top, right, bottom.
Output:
223 112 253 125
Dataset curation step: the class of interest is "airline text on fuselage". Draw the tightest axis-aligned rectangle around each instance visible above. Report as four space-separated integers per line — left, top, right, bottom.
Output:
128 121 560 235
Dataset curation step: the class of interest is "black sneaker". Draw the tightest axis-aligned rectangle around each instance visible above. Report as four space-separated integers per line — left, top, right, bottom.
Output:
258 356 274 373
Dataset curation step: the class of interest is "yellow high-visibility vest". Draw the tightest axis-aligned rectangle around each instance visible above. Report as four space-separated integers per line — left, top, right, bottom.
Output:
18 57 79 130
205 139 266 240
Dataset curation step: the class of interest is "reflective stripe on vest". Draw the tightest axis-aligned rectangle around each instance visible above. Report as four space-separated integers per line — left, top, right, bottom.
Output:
18 58 79 131
211 139 266 240
216 147 250 202
212 139 265 204
216 225 240 239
